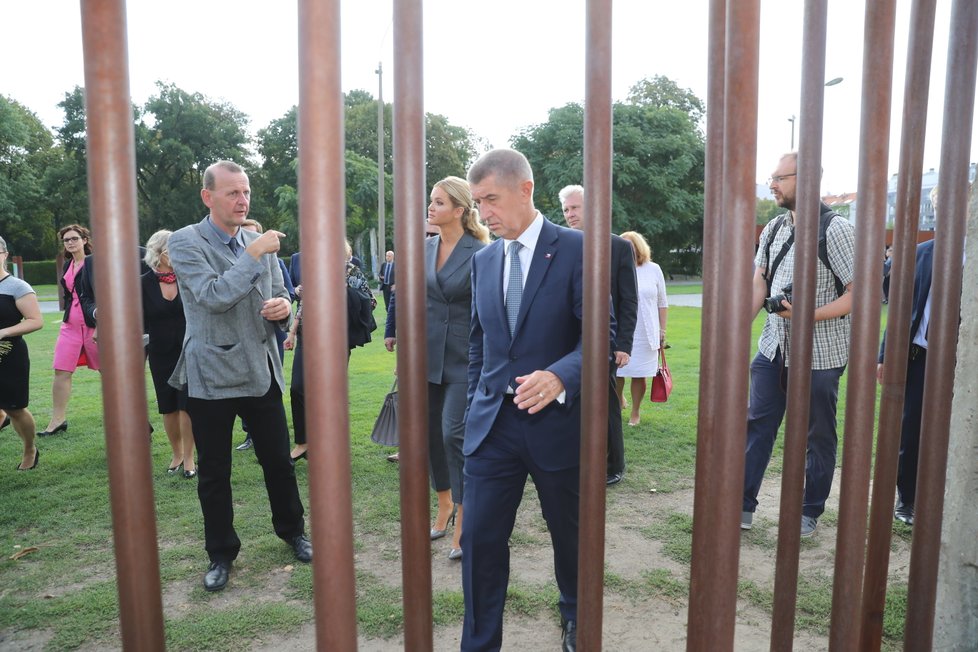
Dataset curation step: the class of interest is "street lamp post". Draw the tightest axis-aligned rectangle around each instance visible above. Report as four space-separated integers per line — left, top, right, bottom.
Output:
788 77 843 149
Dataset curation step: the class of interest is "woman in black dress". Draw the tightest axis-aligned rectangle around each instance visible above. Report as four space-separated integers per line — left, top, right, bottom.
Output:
0 235 44 470
141 230 196 478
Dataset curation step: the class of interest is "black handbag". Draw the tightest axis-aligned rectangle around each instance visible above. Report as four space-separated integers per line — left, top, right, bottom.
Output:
370 380 399 447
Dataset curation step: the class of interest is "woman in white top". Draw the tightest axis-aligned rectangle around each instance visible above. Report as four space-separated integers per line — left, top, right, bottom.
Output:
615 231 668 426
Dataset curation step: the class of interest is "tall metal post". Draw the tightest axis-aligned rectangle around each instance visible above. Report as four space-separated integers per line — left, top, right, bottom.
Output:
904 1 978 648
392 0 433 649
79 0 165 649
577 0 613 649
297 0 359 648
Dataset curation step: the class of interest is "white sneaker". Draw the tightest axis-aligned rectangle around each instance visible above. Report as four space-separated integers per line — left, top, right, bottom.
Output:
741 511 753 530
801 515 818 538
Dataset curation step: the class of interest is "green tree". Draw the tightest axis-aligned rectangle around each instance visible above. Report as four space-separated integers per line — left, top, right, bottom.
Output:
135 82 252 237
512 86 705 274
756 198 781 225
627 75 706 127
41 87 91 238
0 95 60 258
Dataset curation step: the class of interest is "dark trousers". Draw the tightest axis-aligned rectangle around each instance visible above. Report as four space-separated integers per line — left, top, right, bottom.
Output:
187 380 305 563
461 400 579 651
381 285 392 310
897 349 926 505
742 349 844 519
428 381 467 500
290 332 350 446
607 360 625 475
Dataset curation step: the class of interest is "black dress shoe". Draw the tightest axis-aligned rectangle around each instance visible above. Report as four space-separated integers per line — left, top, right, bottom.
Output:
235 438 254 451
203 561 231 592
561 617 577 652
37 421 68 437
606 472 623 486
894 502 915 526
290 534 313 563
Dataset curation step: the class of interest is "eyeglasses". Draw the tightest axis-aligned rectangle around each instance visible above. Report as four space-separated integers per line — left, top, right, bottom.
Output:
768 173 797 185
63 236 82 243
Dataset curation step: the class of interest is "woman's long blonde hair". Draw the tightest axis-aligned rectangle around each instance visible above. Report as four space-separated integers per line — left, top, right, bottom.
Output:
619 231 651 266
435 176 490 244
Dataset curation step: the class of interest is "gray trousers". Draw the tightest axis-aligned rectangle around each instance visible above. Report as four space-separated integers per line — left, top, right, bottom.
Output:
428 381 467 503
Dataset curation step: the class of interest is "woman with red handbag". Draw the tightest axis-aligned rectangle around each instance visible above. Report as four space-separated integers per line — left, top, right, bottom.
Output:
615 231 669 426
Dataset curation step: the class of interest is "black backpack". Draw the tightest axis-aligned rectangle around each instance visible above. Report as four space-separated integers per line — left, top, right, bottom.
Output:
762 202 846 299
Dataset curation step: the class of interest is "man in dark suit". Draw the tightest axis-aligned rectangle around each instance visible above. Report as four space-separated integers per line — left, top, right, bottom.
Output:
877 237 935 527
378 250 395 310
462 149 594 652
168 160 312 592
559 184 637 486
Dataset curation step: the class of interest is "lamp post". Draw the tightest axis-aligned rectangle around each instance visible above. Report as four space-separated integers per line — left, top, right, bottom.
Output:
789 77 843 149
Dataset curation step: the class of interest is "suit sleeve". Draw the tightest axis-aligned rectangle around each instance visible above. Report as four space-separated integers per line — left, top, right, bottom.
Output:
613 239 638 355
168 228 266 314
467 259 485 405
385 291 397 338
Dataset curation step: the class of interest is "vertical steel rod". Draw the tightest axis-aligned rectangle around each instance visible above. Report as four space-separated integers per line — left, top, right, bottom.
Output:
578 0 613 649
79 1 165 649
687 1 758 649
859 1 938 649
904 0 978 648
828 1 897 649
685 0 728 644
392 0 433 648
769 2 828 646
297 1 359 649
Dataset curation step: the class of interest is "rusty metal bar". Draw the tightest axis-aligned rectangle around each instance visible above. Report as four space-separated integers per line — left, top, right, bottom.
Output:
577 0 613 649
686 2 757 650
79 1 165 649
859 1 938 649
828 1 897 649
685 0 727 644
297 1 359 649
769 3 828 648
392 0 433 648
904 0 978 648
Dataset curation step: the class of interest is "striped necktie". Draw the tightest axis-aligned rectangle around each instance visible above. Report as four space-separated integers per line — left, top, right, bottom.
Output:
506 240 523 335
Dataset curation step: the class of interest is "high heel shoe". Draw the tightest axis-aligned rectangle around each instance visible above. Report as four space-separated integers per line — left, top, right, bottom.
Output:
430 508 457 540
16 448 39 471
37 421 68 437
183 468 197 479
290 450 308 465
167 462 183 474
448 548 462 561
0 415 10 430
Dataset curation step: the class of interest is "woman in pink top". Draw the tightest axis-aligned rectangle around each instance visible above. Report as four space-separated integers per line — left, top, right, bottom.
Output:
38 224 99 436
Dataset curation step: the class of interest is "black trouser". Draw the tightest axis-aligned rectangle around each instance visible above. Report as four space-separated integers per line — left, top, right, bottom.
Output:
187 379 305 563
290 332 350 446
607 359 625 475
897 347 926 505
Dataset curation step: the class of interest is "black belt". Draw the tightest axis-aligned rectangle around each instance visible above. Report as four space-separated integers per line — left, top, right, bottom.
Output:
909 344 927 360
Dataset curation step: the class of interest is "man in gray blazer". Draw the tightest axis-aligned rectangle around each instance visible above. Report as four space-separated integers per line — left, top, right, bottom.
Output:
168 160 311 592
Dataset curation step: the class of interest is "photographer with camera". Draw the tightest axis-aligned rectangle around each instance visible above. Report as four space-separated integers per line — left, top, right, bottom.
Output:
741 152 855 539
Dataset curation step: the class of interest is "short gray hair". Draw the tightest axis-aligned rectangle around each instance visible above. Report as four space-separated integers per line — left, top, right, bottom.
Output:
558 185 584 205
203 160 246 190
144 230 172 271
467 148 533 188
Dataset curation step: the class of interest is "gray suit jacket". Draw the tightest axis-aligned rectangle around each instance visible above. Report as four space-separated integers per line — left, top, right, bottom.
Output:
167 216 292 399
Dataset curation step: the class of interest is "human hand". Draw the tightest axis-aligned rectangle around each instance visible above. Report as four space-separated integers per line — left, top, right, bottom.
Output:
776 299 792 319
260 297 291 321
246 230 285 259
614 351 630 368
514 370 564 414
384 337 396 352
284 333 295 350
294 284 302 299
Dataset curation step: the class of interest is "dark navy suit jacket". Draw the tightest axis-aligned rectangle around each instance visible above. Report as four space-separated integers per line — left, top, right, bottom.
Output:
465 218 588 471
879 239 934 362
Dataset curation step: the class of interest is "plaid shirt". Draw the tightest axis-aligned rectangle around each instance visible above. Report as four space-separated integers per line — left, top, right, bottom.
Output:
755 211 855 369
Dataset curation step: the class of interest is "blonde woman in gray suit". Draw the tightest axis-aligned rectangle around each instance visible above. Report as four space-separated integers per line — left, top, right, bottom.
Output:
385 176 490 560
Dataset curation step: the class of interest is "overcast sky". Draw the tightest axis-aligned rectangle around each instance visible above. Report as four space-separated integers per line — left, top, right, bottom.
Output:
2 1 975 196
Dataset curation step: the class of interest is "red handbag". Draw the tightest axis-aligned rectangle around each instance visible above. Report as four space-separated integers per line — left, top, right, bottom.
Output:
649 348 672 402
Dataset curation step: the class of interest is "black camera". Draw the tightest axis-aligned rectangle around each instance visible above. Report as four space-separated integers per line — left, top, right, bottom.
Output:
764 283 793 313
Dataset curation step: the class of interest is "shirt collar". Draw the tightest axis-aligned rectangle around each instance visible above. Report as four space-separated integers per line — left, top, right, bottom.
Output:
506 211 545 252
206 216 243 247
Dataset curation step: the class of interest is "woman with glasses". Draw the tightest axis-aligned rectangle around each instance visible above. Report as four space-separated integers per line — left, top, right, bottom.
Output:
38 224 98 437
141 230 196 478
0 235 44 469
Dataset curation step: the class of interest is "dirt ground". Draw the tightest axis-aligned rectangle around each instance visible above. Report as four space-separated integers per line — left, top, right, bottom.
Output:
252 472 908 651
6 472 908 652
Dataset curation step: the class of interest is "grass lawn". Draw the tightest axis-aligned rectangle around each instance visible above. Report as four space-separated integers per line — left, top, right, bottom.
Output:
0 301 908 650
